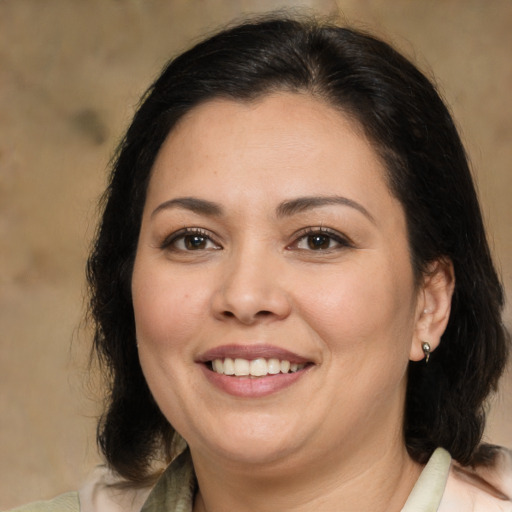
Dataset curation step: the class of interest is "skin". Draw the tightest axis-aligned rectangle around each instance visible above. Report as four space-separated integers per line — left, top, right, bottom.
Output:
132 93 454 512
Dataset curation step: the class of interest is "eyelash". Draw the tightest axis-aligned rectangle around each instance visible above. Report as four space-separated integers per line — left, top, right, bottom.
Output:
160 228 221 252
160 226 353 253
289 227 353 252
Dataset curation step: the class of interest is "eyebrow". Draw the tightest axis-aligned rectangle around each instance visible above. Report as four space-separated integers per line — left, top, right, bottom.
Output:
276 196 375 223
151 195 374 223
151 197 223 218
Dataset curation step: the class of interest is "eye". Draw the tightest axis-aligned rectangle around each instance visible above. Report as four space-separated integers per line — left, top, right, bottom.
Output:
291 228 352 251
161 228 221 251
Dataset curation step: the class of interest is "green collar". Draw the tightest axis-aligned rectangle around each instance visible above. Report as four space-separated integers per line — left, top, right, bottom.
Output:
140 450 196 512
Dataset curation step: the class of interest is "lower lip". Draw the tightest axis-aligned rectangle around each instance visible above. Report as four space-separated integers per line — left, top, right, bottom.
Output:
200 365 310 398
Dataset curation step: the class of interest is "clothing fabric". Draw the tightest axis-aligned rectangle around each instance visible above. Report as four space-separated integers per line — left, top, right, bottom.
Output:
5 493 79 512
6 447 512 512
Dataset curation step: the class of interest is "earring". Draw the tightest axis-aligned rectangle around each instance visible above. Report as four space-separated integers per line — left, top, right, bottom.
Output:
421 342 431 363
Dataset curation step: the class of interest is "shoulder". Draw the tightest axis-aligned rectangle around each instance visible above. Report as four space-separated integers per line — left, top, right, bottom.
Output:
78 464 152 512
5 492 79 512
4 464 153 512
439 447 512 512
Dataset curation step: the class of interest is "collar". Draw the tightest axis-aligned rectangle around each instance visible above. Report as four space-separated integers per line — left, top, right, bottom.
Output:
140 449 196 512
140 447 452 512
401 447 452 512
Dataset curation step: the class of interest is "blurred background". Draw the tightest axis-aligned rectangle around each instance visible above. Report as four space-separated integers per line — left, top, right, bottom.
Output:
1 0 510 508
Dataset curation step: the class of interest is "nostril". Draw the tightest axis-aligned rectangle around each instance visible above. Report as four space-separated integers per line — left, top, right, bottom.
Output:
256 310 273 317
221 309 273 321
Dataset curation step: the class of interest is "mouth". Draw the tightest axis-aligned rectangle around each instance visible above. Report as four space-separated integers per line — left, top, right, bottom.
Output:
207 357 308 377
197 345 313 397
197 344 314 380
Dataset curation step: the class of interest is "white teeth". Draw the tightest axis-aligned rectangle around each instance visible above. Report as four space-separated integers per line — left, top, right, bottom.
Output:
280 360 290 373
234 358 250 376
212 359 223 373
250 358 268 376
223 357 235 375
267 358 281 374
210 357 306 377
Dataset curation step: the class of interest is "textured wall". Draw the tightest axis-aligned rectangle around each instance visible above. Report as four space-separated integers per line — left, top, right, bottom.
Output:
1 0 510 508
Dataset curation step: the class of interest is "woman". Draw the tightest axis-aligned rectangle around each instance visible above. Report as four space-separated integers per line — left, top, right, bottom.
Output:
11 14 511 512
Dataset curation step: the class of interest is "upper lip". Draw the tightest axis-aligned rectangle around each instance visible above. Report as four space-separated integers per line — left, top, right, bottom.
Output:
196 344 311 364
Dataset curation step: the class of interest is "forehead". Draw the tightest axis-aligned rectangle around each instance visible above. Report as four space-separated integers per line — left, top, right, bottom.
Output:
149 93 390 197
144 92 408 259
171 92 369 152
141 93 410 244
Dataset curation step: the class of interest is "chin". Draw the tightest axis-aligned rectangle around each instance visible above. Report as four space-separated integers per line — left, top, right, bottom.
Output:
211 439 296 466
190 419 304 466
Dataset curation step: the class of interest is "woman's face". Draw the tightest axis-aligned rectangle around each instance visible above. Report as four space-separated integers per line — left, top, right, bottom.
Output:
132 93 425 469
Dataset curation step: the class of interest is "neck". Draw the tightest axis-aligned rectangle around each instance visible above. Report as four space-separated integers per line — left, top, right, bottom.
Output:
191 437 422 512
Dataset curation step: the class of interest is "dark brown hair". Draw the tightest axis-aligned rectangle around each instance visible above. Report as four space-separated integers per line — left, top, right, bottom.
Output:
87 14 509 483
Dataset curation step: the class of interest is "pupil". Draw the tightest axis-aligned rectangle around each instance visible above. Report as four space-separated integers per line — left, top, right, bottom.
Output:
186 235 206 250
308 235 329 250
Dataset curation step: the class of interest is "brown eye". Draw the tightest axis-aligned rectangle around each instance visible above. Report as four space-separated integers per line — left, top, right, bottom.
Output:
162 229 221 252
291 228 353 252
184 234 209 250
307 234 332 250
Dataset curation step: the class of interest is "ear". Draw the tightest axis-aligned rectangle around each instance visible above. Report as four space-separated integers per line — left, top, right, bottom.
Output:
409 258 455 362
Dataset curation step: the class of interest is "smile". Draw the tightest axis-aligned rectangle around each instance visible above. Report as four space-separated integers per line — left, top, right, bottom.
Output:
210 358 306 377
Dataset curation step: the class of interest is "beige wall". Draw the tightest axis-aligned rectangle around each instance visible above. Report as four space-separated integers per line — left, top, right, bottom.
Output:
1 0 510 508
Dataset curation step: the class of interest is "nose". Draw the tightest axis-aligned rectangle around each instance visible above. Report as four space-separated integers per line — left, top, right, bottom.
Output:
211 247 292 325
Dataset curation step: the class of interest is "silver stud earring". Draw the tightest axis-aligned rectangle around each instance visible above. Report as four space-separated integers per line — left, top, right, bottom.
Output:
421 342 431 363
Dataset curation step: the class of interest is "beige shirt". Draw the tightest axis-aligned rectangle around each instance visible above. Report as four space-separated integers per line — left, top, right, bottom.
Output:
7 447 512 512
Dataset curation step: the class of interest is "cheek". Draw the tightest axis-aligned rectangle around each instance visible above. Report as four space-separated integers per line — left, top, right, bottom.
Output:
132 265 210 354
131 266 212 430
299 256 417 357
